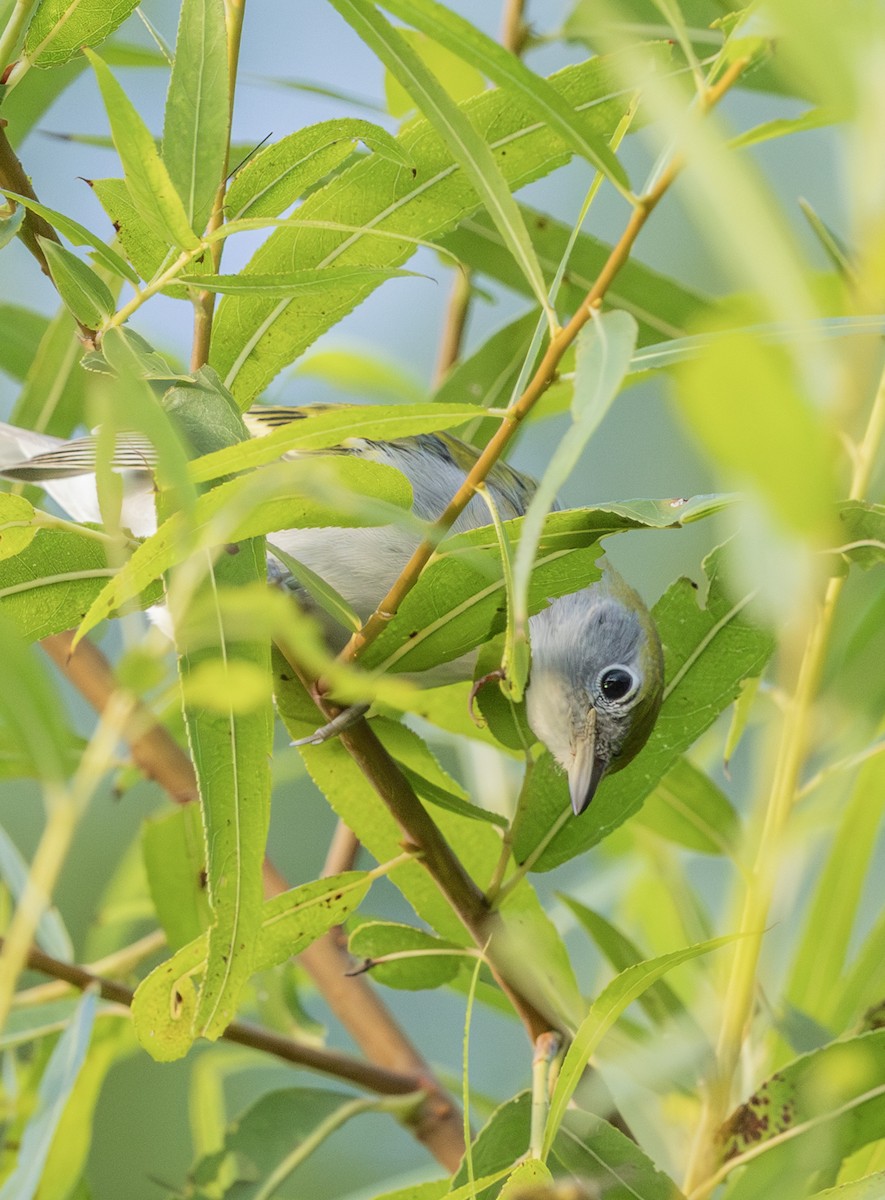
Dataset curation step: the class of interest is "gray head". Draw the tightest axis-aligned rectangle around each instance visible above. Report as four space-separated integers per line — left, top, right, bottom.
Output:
525 565 665 816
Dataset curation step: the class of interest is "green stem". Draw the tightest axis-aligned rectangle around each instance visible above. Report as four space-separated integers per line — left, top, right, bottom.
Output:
0 0 41 80
683 364 885 1193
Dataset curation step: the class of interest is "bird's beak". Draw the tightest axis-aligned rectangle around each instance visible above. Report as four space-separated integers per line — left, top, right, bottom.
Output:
568 713 608 817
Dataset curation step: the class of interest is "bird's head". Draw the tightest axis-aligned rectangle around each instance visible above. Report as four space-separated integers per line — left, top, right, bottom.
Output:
525 565 664 816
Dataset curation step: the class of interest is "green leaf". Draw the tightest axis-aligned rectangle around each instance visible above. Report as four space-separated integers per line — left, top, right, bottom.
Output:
142 805 211 951
675 324 836 536
225 118 411 221
441 204 711 345
210 53 634 402
0 305 49 382
22 0 141 67
74 455 414 642
163 0 229 232
509 311 638 694
499 1159 553 1196
89 177 184 287
560 895 689 1028
0 201 24 250
327 0 554 324
0 493 38 561
0 990 96 1200
293 346 425 404
433 309 541 411
84 49 199 250
132 871 374 1060
514 543 773 869
348 920 464 989
718 1031 885 1199
0 824 72 959
449 1092 532 1198
383 0 630 192
0 189 139 283
833 502 885 570
0 614 75 783
177 265 422 294
190 401 478 481
553 1106 686 1200
543 935 733 1156
633 755 740 855
37 238 115 328
809 1173 885 1200
383 27 486 116
730 106 834 150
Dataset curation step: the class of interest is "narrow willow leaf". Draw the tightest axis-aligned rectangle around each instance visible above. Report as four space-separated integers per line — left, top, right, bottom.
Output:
0 189 139 283
132 871 373 1060
553 1107 686 1200
442 204 710 345
634 755 740 855
449 1092 532 1197
384 26 486 116
560 894 689 1028
0 201 24 250
383 0 630 192
0 614 74 782
730 106 833 150
211 52 634 402
0 990 96 1200
293 347 425 404
0 305 48 382
142 805 211 951
0 825 73 959
38 238 115 327
89 177 184 288
163 0 229 232
327 0 553 324
348 920 464 989
718 1031 885 1200
509 311 638 694
84 49 199 250
543 936 733 1157
74 456 413 642
514 542 773 870
22 0 141 66
189 401 478 482
433 310 541 411
225 118 411 221
799 198 855 278
176 265 422 294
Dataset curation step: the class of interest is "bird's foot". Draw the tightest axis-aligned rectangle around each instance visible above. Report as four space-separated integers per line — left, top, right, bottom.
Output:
290 703 370 747
468 669 506 727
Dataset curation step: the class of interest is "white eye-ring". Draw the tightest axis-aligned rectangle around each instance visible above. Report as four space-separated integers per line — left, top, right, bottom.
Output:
595 665 639 706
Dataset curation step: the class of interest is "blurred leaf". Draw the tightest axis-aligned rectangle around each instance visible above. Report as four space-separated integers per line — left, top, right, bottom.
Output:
719 1031 885 1199
560 894 688 1027
22 0 141 67
0 990 96 1200
0 613 75 782
328 0 554 324
142 804 211 951
132 871 373 1060
553 1105 685 1199
292 347 425 404
0 305 48 382
0 201 24 250
515 544 773 870
723 674 761 769
809 1176 885 1200
675 326 836 536
799 198 854 279
499 1159 553 1195
0 493 38 560
163 0 229 232
0 190 139 283
37 239 115 328
441 205 712 345
177 265 423 294
210 52 634 403
543 935 732 1155
383 0 630 190
348 920 464 989
0 824 73 958
730 106 833 150
75 455 414 641
634 755 740 855
191 401 476 482
183 1089 380 1198
383 27 485 116
84 49 199 250
225 118 411 221
833 502 885 570
433 309 540 411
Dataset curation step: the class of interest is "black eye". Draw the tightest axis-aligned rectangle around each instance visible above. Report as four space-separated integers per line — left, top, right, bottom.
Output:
598 667 636 702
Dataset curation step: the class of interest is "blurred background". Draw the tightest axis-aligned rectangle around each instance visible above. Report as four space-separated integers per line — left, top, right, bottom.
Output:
0 1 856 1195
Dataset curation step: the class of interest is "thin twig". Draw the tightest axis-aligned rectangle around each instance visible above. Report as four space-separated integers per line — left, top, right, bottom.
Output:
433 268 472 386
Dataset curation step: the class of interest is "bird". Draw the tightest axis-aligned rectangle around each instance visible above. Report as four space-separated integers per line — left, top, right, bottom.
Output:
0 405 664 815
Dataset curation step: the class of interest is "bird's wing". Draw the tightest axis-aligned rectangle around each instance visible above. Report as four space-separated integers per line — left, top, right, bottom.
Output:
0 433 157 480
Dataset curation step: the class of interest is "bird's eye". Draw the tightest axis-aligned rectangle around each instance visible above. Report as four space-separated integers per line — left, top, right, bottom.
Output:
597 666 637 703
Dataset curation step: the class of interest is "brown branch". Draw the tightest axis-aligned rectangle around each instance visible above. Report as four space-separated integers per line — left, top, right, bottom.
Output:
15 940 423 1097
433 268 472 387
339 56 750 670
41 630 466 1171
500 0 528 55
0 120 97 346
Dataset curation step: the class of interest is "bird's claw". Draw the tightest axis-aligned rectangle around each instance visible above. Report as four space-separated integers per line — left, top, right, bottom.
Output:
290 703 370 747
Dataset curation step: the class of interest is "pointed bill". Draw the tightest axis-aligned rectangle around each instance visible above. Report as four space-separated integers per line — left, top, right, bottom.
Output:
568 714 607 816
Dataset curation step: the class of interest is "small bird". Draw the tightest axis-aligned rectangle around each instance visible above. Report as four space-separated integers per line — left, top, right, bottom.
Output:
0 406 664 814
